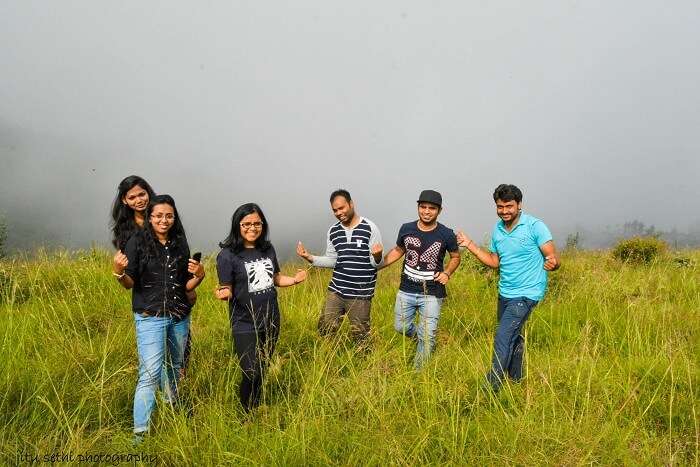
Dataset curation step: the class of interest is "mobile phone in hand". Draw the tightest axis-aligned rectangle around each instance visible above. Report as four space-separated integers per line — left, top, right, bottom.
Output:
192 252 202 262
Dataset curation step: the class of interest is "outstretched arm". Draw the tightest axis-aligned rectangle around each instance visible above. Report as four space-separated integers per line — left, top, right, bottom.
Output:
297 227 338 268
381 245 405 269
274 269 307 287
456 231 499 269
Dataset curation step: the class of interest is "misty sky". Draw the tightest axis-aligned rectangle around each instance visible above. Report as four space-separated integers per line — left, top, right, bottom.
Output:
1 1 699 256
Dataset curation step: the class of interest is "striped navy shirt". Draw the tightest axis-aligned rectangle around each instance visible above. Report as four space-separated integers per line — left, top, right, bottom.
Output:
312 217 382 299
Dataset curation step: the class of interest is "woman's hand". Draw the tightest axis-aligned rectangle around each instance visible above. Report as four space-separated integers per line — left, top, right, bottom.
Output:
113 250 128 274
186 290 198 305
215 285 232 300
293 269 307 284
273 270 308 287
188 259 205 278
112 250 134 289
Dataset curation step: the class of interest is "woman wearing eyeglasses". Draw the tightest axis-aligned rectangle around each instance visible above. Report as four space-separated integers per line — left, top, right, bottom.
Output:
111 176 195 378
215 203 306 412
113 194 205 439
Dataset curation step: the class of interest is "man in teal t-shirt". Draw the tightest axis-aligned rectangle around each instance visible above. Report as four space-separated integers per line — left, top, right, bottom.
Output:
458 184 560 391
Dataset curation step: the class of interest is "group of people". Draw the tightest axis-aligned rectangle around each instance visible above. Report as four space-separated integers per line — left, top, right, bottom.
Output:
110 176 560 439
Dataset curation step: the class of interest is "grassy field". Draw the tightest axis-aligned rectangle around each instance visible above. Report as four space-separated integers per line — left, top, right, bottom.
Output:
0 248 698 465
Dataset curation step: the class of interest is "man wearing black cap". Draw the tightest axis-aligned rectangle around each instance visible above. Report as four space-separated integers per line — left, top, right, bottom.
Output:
382 189 461 369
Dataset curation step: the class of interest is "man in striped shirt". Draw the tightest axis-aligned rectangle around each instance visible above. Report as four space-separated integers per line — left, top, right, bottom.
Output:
297 189 384 344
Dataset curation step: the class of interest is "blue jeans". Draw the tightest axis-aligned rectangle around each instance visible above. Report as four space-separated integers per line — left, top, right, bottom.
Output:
133 313 190 434
487 296 538 391
393 291 444 369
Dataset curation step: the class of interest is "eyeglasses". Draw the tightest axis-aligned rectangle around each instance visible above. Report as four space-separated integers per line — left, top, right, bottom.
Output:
151 214 175 222
240 222 264 230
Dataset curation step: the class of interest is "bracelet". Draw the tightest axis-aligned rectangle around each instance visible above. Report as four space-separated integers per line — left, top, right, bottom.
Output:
112 271 126 279
443 271 451 278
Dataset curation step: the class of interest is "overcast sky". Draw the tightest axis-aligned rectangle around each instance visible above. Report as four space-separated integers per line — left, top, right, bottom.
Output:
1 1 698 256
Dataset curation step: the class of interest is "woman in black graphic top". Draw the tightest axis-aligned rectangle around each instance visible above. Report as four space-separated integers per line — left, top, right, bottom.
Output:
215 203 306 411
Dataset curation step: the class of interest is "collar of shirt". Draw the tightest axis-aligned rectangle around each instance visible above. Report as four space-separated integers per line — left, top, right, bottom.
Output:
155 239 174 251
497 212 528 234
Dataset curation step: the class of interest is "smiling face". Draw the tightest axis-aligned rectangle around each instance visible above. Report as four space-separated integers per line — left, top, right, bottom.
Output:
149 203 175 238
122 184 150 214
239 212 263 246
495 198 521 224
331 196 355 225
417 202 440 225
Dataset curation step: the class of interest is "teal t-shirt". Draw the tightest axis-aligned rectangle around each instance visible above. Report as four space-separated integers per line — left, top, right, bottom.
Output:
489 212 552 301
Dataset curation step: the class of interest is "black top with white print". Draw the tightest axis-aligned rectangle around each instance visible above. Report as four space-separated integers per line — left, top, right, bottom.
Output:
216 245 281 333
396 221 459 298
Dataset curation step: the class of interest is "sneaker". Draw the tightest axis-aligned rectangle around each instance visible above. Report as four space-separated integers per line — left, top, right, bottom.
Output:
132 431 147 446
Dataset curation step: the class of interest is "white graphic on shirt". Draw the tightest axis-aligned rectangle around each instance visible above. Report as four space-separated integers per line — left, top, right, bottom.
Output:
244 258 274 293
402 237 443 282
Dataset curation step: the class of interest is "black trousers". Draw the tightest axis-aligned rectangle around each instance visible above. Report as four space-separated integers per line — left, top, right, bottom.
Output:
232 318 280 411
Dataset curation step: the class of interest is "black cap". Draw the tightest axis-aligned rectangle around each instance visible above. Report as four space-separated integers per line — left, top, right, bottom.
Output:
417 189 442 207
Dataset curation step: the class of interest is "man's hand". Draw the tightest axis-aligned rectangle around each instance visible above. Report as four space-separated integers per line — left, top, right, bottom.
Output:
371 243 383 262
540 241 560 271
296 241 313 262
434 271 450 285
543 255 559 271
113 250 128 274
456 231 473 249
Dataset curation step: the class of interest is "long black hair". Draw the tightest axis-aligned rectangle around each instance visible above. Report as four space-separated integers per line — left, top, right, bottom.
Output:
110 175 156 249
219 203 271 254
139 194 188 259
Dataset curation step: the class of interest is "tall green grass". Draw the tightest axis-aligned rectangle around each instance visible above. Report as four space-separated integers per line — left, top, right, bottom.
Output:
1 249 698 465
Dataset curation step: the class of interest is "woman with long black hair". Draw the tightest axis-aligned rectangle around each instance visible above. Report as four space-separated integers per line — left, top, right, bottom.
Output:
110 175 194 376
113 194 205 438
215 203 306 412
110 175 155 251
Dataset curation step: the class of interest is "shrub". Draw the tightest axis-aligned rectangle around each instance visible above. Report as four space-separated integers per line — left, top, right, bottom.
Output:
612 236 667 264
565 231 582 251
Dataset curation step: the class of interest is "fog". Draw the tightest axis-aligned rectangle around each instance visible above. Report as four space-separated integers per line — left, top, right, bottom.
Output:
1 1 699 258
